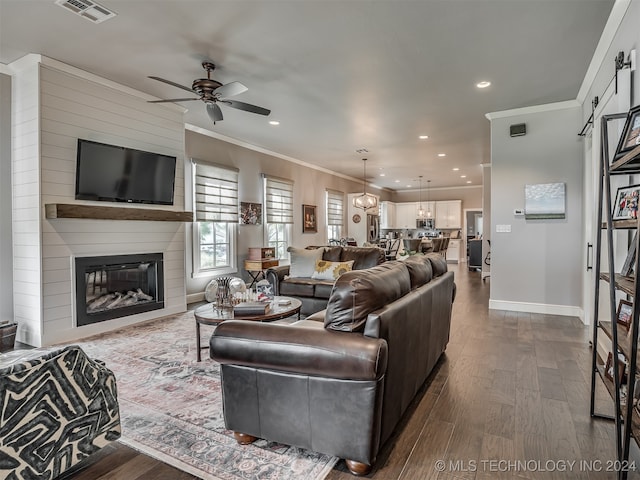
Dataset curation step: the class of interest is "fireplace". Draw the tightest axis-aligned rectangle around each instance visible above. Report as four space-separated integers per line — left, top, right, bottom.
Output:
75 253 164 326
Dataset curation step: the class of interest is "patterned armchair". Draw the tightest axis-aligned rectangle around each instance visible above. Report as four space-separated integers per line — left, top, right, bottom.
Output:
0 345 121 479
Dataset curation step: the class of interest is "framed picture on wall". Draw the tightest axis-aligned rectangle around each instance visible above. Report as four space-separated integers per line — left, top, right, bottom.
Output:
302 204 317 233
613 184 640 220
614 104 640 161
240 202 262 225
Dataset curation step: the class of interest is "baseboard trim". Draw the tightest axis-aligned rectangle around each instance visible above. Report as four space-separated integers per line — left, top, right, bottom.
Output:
187 292 205 305
489 299 582 318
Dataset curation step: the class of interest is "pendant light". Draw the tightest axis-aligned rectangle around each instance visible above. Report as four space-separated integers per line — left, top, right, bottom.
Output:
353 158 378 210
417 176 425 218
426 179 432 218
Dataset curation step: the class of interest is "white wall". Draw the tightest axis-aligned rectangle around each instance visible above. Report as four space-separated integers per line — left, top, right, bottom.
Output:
0 73 13 322
10 56 187 346
488 105 583 316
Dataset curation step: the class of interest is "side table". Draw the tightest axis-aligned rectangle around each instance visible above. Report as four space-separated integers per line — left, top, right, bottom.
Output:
244 258 279 288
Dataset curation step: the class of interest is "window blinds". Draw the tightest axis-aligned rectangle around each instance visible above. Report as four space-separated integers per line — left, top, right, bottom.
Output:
265 176 294 224
327 189 344 226
193 161 239 222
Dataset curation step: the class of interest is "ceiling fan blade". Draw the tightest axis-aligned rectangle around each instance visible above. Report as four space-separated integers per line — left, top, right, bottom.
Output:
214 81 248 98
207 103 224 122
148 76 195 94
148 97 199 103
222 100 271 116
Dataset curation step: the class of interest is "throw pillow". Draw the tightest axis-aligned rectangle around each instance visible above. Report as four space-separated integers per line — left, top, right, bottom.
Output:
287 246 325 278
311 260 355 280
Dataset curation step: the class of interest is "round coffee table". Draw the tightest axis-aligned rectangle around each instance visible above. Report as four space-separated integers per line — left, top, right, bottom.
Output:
194 296 302 361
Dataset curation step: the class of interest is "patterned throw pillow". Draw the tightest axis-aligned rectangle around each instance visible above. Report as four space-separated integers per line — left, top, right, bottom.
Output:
310 260 355 280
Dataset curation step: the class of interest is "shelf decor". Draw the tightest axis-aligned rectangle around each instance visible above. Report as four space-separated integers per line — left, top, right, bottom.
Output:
614 184 640 220
621 232 638 276
614 104 640 161
617 299 634 333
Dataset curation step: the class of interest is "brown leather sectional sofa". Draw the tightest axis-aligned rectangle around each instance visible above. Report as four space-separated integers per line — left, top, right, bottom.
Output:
210 252 455 475
265 245 386 315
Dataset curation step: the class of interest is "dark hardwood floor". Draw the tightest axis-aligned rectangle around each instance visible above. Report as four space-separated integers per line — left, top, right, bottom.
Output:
66 263 628 480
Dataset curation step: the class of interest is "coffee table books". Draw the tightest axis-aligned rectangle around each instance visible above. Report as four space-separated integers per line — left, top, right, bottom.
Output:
233 301 272 316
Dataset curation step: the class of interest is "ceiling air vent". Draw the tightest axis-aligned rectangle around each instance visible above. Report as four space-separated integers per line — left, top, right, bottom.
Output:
55 0 117 23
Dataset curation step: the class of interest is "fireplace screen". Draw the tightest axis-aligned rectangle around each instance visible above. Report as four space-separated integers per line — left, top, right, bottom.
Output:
75 253 164 326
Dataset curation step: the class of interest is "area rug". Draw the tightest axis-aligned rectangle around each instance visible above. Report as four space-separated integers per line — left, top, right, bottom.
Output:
66 311 338 480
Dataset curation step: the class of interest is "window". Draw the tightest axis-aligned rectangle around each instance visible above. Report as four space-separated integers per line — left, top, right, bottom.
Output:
264 175 294 261
193 161 238 276
326 189 344 243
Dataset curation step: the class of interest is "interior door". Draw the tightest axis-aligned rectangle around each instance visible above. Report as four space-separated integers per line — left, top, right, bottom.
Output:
583 69 631 327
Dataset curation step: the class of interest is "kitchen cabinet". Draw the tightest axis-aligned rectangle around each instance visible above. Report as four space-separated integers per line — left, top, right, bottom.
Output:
380 201 396 229
446 239 461 263
394 203 418 229
435 200 462 229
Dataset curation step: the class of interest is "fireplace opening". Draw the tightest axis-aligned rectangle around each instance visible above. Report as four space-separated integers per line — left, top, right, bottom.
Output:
75 253 164 326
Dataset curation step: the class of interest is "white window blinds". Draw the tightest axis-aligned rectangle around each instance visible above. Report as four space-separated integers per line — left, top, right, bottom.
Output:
264 176 294 224
193 161 239 222
327 189 344 226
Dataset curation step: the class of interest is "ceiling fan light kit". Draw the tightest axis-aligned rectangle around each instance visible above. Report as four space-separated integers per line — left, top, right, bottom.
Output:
148 61 270 124
353 158 378 210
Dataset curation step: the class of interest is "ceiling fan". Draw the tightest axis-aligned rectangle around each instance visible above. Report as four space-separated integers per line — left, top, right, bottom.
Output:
148 61 270 124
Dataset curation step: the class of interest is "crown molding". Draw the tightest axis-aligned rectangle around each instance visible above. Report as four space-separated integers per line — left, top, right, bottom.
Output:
0 63 11 75
485 100 580 121
7 54 185 113
185 123 389 190
577 0 632 104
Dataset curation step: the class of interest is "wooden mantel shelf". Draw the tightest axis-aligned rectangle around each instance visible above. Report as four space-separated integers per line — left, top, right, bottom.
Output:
45 204 193 222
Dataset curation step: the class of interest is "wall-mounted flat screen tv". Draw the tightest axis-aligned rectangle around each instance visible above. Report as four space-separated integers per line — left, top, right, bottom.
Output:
75 139 176 205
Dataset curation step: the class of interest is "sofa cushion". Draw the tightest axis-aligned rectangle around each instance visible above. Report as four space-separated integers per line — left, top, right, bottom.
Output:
402 254 433 289
425 252 447 277
322 246 343 262
311 260 355 280
314 282 335 299
340 246 386 270
280 277 317 297
325 261 411 332
288 246 325 278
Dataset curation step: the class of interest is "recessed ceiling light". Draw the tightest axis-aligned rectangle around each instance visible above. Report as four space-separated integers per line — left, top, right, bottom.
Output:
406 185 412 188
269 120 280 125
395 179 400 183
466 180 472 184
452 167 459 171
460 175 467 178
419 135 429 139
476 81 491 88
437 153 446 157
380 173 386 177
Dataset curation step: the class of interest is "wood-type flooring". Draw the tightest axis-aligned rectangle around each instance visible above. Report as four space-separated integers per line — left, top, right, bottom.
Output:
65 263 630 480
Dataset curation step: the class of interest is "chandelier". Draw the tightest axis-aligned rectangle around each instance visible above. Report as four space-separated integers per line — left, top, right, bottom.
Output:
426 179 432 218
417 176 425 218
353 158 378 210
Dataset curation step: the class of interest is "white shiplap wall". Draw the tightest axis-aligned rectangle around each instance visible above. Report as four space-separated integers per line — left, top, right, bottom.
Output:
12 57 188 346
11 61 42 346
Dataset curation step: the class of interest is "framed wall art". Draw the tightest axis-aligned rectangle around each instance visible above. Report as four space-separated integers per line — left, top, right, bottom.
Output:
524 183 566 220
613 184 640 220
302 204 317 233
614 104 640 161
240 202 262 225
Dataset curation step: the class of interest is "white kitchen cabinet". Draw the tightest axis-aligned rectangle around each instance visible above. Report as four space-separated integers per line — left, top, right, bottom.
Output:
435 200 462 229
394 203 418 229
380 201 396 229
446 238 461 263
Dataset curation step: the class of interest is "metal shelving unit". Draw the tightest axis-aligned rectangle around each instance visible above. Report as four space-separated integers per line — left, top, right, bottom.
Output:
590 113 640 480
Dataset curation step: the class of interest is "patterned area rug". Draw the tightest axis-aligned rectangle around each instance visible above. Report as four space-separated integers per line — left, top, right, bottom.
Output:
67 311 338 480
